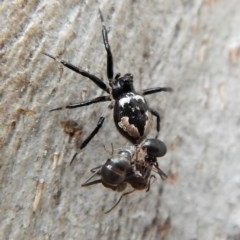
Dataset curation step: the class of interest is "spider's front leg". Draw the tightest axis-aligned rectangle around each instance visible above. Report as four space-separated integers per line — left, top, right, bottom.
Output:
99 9 114 82
42 52 109 93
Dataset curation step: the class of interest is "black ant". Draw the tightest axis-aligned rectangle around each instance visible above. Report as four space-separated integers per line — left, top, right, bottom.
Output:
81 138 167 213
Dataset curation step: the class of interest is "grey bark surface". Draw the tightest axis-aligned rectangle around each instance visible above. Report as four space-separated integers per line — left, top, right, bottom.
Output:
1 0 240 239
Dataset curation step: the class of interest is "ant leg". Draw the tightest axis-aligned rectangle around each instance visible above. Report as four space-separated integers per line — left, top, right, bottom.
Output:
142 87 173 96
154 162 168 180
150 109 160 137
81 167 102 186
81 179 102 187
103 142 114 156
70 117 105 164
42 52 109 93
50 95 111 111
105 189 135 214
99 9 114 81
90 165 103 173
146 175 157 192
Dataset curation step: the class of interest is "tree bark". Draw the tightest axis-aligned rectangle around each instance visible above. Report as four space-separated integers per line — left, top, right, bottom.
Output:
1 0 240 239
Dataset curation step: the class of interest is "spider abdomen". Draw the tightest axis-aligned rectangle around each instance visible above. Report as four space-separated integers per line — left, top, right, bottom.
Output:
114 92 153 143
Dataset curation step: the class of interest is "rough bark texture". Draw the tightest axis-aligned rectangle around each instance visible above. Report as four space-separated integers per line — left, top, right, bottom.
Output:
1 0 240 239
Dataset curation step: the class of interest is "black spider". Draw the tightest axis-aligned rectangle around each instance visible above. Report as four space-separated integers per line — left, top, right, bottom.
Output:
43 10 172 154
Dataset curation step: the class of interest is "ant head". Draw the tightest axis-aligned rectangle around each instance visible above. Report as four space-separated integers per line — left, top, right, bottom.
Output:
111 73 134 99
141 139 167 158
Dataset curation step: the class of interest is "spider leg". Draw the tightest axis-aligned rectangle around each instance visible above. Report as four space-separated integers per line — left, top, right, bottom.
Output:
70 117 105 165
143 87 172 136
142 87 173 96
99 9 114 81
42 52 109 93
105 189 135 214
150 109 160 137
80 116 105 149
49 95 111 112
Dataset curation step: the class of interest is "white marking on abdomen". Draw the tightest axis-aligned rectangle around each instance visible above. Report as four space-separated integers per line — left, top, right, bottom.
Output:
119 94 145 107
